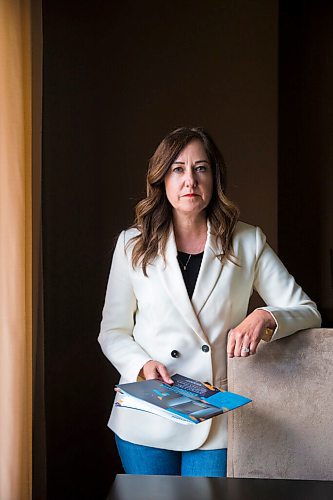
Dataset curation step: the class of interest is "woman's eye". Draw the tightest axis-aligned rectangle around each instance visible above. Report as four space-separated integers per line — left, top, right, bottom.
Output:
173 166 184 173
195 165 207 172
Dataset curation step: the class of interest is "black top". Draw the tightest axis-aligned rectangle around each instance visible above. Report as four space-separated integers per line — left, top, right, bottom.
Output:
177 251 204 299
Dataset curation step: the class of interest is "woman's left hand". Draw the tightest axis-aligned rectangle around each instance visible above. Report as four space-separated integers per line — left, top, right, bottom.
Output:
227 309 276 358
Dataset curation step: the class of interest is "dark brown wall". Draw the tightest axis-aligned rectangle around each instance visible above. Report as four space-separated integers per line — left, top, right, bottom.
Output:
279 0 333 326
42 1 278 498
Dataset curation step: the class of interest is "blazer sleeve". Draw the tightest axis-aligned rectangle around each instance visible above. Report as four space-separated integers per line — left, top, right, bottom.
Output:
98 231 152 381
253 226 321 341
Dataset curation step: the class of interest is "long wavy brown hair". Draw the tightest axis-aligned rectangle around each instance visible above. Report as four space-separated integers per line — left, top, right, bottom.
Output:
130 127 239 275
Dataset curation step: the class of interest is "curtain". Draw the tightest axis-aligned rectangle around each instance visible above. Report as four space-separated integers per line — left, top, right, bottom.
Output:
0 0 38 498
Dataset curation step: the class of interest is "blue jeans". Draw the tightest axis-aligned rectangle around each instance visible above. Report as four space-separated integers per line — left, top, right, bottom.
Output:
115 434 227 477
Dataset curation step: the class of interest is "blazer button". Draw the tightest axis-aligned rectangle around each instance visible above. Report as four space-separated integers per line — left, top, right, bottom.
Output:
202 345 210 353
171 350 180 358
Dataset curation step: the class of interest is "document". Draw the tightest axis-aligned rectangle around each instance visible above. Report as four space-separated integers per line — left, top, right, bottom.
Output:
115 373 251 425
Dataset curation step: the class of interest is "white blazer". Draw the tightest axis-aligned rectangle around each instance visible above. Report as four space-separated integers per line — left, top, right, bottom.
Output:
98 221 321 451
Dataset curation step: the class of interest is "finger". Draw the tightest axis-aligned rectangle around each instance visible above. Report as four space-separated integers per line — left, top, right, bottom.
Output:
240 335 251 357
157 364 173 385
234 333 244 357
227 330 236 358
249 337 261 355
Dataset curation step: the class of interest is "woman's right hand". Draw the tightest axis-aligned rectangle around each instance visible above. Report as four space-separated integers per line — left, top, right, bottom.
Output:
140 360 173 385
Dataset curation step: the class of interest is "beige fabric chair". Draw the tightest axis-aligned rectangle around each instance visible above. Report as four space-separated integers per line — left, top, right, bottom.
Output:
227 328 333 480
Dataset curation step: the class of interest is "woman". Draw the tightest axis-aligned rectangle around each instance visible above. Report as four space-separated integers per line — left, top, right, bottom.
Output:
98 127 321 477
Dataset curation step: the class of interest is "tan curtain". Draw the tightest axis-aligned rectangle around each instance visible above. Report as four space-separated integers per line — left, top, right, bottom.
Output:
0 0 34 498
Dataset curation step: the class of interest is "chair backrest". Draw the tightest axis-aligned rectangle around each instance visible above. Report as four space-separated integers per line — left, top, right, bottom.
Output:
227 328 333 480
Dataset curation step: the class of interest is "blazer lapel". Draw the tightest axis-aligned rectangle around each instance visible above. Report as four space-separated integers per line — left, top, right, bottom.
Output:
156 221 224 342
191 221 224 316
157 225 208 343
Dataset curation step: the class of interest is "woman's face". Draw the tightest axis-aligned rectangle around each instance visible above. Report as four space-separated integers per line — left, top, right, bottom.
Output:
164 139 213 218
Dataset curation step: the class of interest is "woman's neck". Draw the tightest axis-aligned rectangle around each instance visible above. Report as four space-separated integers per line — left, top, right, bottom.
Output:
172 212 207 254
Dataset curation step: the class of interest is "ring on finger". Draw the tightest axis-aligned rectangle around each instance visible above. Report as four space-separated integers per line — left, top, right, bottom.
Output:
241 346 250 353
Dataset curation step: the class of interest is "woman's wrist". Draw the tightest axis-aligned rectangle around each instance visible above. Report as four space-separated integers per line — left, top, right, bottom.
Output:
254 309 276 341
255 309 277 330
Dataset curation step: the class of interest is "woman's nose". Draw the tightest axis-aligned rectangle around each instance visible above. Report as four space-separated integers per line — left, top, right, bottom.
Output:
185 170 197 187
